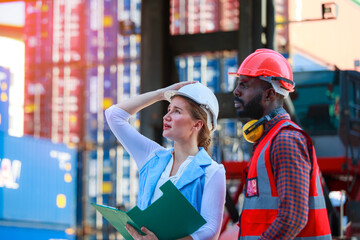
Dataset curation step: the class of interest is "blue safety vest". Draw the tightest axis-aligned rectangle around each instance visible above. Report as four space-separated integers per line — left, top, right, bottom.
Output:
137 147 212 212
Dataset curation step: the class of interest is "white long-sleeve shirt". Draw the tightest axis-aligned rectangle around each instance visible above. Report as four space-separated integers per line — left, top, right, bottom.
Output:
105 105 226 240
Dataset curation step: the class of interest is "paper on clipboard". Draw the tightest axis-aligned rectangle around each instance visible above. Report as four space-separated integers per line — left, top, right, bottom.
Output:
92 180 206 240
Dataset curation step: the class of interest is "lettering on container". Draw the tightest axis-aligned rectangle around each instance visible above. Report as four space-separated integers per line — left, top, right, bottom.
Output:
0 158 22 189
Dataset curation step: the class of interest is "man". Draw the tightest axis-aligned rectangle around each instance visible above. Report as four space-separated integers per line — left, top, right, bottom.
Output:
229 49 332 239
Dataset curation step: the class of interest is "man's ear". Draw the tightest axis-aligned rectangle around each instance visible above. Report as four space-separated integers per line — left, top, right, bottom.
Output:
264 88 276 101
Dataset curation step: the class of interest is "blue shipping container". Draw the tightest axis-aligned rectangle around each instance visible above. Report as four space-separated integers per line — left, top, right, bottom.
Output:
0 133 77 226
222 54 238 92
0 225 75 240
205 57 221 93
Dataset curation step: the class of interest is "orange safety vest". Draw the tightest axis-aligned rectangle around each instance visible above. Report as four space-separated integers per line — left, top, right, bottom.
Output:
239 120 332 240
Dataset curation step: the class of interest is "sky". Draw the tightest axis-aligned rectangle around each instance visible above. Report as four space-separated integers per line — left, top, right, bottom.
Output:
0 2 24 26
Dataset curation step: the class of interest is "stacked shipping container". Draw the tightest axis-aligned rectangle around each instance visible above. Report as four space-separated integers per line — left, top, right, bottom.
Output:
275 0 289 57
24 1 54 140
84 0 141 239
24 0 84 145
170 0 238 35
22 0 142 239
84 0 139 239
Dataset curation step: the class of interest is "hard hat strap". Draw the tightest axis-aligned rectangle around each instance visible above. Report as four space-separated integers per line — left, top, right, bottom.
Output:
200 105 214 131
174 94 215 131
258 75 295 88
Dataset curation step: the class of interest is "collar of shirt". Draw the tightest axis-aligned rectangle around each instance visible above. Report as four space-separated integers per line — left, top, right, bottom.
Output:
264 109 290 133
150 155 194 203
253 108 290 149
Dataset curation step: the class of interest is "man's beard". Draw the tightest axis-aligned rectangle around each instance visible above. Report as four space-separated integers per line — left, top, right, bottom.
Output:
235 93 264 119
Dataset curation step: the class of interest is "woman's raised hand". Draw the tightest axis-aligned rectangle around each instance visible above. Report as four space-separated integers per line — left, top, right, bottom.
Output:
160 81 197 100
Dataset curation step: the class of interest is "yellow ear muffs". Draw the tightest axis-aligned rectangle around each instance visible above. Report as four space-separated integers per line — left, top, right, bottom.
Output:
242 119 265 143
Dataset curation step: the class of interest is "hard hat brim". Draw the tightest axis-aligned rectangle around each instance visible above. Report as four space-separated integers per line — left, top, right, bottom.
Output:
164 90 205 105
228 72 240 77
164 90 183 102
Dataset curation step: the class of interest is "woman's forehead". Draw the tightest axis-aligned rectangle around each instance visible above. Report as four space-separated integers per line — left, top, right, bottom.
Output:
169 96 189 107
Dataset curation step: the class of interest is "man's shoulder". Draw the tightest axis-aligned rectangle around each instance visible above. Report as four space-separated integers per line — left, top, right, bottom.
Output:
274 125 308 144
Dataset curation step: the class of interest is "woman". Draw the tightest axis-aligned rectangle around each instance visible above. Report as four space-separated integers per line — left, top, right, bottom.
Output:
105 81 226 240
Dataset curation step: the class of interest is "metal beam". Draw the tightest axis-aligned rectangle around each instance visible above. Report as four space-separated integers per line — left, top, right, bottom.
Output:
140 0 171 143
216 93 236 119
0 24 23 41
238 0 254 62
238 0 274 61
265 0 275 49
169 31 238 55
252 0 263 49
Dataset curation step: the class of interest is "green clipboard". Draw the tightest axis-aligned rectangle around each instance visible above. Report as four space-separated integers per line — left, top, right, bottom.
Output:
92 180 206 240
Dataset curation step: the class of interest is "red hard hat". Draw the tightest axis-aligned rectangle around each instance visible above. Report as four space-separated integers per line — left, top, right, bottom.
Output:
229 49 294 93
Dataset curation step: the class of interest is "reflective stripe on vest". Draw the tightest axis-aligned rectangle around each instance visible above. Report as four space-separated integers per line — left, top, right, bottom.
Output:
241 235 332 240
239 120 331 240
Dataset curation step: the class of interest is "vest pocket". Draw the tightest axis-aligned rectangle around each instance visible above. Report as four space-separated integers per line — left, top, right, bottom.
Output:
242 209 277 223
240 210 278 236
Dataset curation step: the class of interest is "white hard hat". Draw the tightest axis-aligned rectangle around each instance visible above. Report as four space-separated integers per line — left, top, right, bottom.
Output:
164 82 219 131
